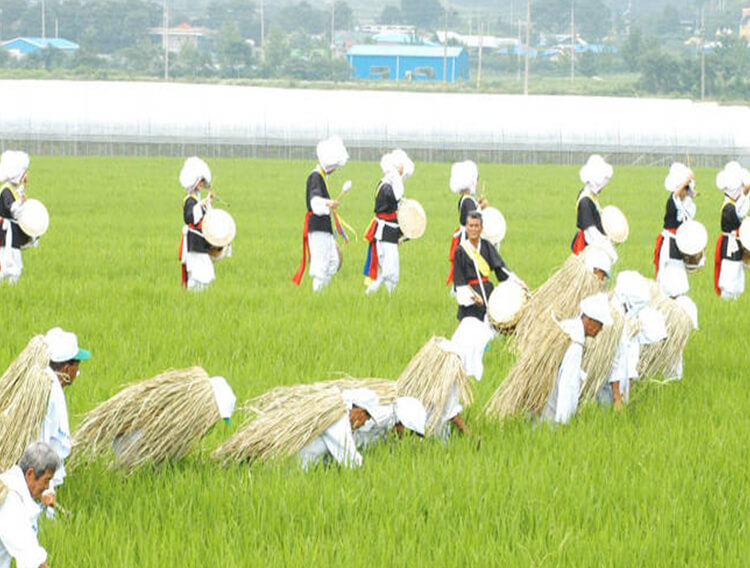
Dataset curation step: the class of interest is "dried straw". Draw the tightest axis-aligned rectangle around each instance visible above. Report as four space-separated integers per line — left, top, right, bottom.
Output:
637 292 693 380
212 385 346 464
580 303 625 402
395 336 472 436
0 336 52 471
0 480 7 506
485 319 571 421
513 253 605 355
70 367 220 473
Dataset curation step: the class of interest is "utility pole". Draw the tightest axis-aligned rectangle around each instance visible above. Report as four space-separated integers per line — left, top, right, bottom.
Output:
477 20 483 89
330 1 335 58
260 0 265 62
442 2 449 83
570 0 575 82
163 0 169 81
41 0 46 39
524 0 530 95
700 6 705 100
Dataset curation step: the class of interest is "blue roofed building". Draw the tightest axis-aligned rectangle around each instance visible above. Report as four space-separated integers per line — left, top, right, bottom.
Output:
1 37 79 57
347 45 469 82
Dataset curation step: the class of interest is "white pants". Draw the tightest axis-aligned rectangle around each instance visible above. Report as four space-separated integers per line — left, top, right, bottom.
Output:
366 241 399 294
449 317 494 381
309 232 339 292
657 239 689 297
185 251 215 290
0 246 22 284
718 259 744 300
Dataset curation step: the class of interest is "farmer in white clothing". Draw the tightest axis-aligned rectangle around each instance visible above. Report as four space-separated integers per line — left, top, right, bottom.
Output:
38 327 90 515
0 442 60 568
543 292 613 424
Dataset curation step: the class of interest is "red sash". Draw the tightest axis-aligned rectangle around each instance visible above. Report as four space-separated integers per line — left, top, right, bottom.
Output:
291 212 313 285
467 277 489 285
446 227 461 285
179 221 202 288
363 212 398 280
572 229 586 255
714 234 724 296
653 228 676 279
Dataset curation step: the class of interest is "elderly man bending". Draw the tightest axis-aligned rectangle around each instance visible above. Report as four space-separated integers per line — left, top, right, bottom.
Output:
0 442 60 568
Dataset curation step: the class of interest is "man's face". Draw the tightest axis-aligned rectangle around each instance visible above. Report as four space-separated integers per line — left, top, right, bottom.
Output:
582 316 604 338
593 268 608 281
466 217 483 242
59 360 81 387
25 468 54 499
348 407 370 431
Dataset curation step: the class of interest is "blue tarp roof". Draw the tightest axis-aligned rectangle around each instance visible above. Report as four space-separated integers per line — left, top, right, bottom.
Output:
1 37 79 50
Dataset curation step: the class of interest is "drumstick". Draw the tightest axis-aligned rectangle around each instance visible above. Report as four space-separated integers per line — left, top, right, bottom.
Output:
334 180 352 202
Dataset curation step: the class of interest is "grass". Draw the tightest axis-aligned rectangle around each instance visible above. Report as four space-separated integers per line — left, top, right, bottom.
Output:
2 156 748 566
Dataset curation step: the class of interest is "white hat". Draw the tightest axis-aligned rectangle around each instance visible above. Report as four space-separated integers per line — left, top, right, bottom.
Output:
675 220 708 256
583 245 612 278
394 396 426 436
179 157 212 191
209 376 236 420
579 154 613 193
614 270 652 315
0 150 30 185
674 295 699 330
580 292 613 326
637 307 668 345
341 388 381 423
381 149 414 180
601 205 629 244
716 161 750 200
664 162 694 193
316 136 349 172
449 160 478 194
480 206 506 246
18 198 49 237
44 327 91 363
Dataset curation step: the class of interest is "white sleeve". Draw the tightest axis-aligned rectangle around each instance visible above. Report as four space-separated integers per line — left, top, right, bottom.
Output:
675 195 696 222
554 344 584 424
0 496 47 568
310 196 331 216
455 285 476 307
192 203 204 224
735 193 750 219
9 200 23 219
583 226 618 263
321 415 362 468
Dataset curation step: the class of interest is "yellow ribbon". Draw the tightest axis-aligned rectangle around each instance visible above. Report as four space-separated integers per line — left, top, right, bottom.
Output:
460 240 490 277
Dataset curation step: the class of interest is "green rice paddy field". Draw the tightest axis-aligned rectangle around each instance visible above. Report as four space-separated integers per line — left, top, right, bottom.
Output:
2 156 748 566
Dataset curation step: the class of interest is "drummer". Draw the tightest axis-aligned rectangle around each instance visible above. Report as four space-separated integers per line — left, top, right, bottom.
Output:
178 156 215 291
446 160 485 285
363 149 414 295
450 211 527 380
714 161 750 299
292 136 350 292
571 154 617 261
654 162 696 298
0 150 33 284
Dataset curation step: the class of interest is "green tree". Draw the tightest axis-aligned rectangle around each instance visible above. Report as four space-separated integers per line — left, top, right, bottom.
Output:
172 42 216 78
400 0 442 30
621 27 643 72
262 25 286 76
334 1 353 31
379 5 401 25
205 0 258 42
275 1 326 35
217 21 253 77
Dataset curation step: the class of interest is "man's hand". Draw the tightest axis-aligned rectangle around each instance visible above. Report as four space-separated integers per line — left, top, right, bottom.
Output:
478 197 489 209
349 407 370 430
329 199 340 210
40 490 55 508
472 294 484 306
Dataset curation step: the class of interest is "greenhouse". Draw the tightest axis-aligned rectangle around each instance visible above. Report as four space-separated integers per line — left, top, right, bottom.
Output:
0 79 748 165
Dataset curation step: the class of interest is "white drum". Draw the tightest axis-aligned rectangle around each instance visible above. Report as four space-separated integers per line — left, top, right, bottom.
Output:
480 207 506 246
398 198 426 239
487 280 528 332
18 198 49 237
202 209 236 247
601 205 629 244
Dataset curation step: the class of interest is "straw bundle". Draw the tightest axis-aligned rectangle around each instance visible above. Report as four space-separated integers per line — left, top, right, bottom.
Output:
0 336 52 471
513 254 605 355
485 321 571 421
0 480 7 506
212 385 346 464
395 336 472 436
71 367 220 472
248 377 397 414
579 306 625 402
637 294 693 380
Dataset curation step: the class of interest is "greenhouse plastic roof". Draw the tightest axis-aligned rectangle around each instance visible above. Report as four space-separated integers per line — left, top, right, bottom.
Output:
0 80 748 157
